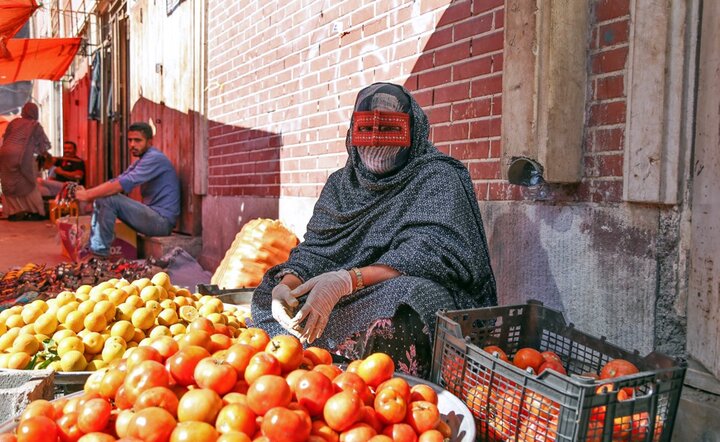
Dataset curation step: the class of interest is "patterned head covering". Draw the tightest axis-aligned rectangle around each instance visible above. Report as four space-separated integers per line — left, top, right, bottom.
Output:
21 102 39 120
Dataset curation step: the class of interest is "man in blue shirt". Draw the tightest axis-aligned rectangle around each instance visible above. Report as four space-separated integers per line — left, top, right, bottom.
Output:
75 122 180 258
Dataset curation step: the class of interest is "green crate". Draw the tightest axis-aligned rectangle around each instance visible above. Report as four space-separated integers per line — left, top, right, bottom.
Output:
430 301 686 441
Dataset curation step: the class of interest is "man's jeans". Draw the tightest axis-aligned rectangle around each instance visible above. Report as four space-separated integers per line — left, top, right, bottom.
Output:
90 194 174 256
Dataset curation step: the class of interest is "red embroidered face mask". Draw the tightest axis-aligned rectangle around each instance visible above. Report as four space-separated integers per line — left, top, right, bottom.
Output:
351 110 411 147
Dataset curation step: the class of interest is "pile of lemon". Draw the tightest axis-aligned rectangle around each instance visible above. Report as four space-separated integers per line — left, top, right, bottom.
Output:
0 272 250 372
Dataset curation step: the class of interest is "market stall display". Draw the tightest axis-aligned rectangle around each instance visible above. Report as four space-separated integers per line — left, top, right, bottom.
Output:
0 272 250 373
0 331 475 441
211 218 299 289
430 300 686 441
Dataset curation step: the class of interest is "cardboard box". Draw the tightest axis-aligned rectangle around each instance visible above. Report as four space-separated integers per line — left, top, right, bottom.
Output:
56 215 137 261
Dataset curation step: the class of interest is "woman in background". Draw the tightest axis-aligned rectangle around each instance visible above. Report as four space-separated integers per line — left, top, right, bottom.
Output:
0 102 51 221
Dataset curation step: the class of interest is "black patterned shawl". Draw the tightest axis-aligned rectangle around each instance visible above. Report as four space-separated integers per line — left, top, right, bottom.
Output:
250 83 496 349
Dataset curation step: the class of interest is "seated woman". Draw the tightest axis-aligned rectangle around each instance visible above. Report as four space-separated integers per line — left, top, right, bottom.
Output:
251 83 496 378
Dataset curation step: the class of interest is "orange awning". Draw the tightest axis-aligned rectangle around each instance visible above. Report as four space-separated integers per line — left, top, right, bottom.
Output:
0 0 38 40
0 37 81 84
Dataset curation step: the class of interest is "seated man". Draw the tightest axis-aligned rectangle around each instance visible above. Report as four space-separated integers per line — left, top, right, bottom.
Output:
37 140 86 197
75 122 180 259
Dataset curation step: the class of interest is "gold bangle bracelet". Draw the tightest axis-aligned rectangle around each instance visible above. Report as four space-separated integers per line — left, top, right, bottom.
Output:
351 267 364 291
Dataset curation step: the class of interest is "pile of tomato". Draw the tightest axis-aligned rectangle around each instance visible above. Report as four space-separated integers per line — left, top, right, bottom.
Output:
0 321 458 442
442 345 664 442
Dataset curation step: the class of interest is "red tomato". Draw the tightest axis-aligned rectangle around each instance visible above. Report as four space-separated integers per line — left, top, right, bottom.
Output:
311 420 339 441
16 416 58 442
99 368 127 400
538 360 567 375
261 407 312 442
333 372 373 406
483 345 510 362
418 429 445 442
360 405 383 432
410 384 438 405
0 434 16 442
368 436 393 442
114 385 133 410
56 412 82 442
169 421 219 442
295 371 337 417
208 333 233 354
127 407 176 442
236 328 271 353
313 364 343 381
166 345 211 386
599 359 640 396
541 351 562 364
284 369 310 396
114 409 135 439
77 434 115 442
246 374 292 416
77 398 112 433
223 344 257 376
123 360 170 403
188 318 216 334
513 348 544 373
126 346 163 370
178 330 212 350
346 360 362 374
265 335 305 373
373 388 407 425
357 353 395 389
304 347 333 366
216 433 252 442
134 386 180 416
148 336 180 361
405 401 440 434
177 388 223 423
377 378 411 403
340 422 377 441
244 352 282 385
20 400 56 422
323 391 364 432
194 357 238 395
222 392 247 405
215 403 257 435
382 423 418 442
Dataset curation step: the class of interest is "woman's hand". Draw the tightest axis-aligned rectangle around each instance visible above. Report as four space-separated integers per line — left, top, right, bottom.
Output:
289 270 353 344
271 283 302 336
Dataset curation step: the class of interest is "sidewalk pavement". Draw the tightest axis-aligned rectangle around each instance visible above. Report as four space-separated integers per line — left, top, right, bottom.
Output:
0 219 68 273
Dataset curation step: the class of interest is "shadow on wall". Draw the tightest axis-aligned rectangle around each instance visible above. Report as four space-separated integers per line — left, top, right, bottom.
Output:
487 206 564 312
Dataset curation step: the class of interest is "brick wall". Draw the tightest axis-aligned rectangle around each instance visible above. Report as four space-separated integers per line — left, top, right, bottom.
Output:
206 0 629 205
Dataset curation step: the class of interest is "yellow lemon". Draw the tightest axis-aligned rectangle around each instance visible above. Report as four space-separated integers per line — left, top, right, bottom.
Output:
114 279 130 289
78 300 97 316
138 338 153 348
94 300 117 322
82 332 105 354
89 282 113 300
7 352 31 370
125 295 144 308
0 322 6 335
174 296 190 307
52 329 76 342
75 285 92 296
150 272 172 290
0 353 10 369
140 286 162 303
75 292 89 302
175 288 192 298
29 300 48 313
157 309 178 327
132 328 146 343
55 291 76 306
178 306 198 322
58 336 85 356
169 323 186 336
160 300 177 310
108 289 129 306
145 301 162 318
120 284 139 297
34 334 49 343
106 278 119 286
63 311 86 334
34 313 58 336
12 334 39 355
110 320 135 342
132 308 155 330
0 309 15 324
60 351 87 372
131 278 151 291
19 323 35 335
101 336 127 363
83 312 107 333
77 329 91 339
87 359 108 371
5 314 25 329
56 302 79 323
149 326 171 338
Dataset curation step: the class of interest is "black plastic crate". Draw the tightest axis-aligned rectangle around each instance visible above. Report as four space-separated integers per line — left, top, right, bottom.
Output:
430 301 686 441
